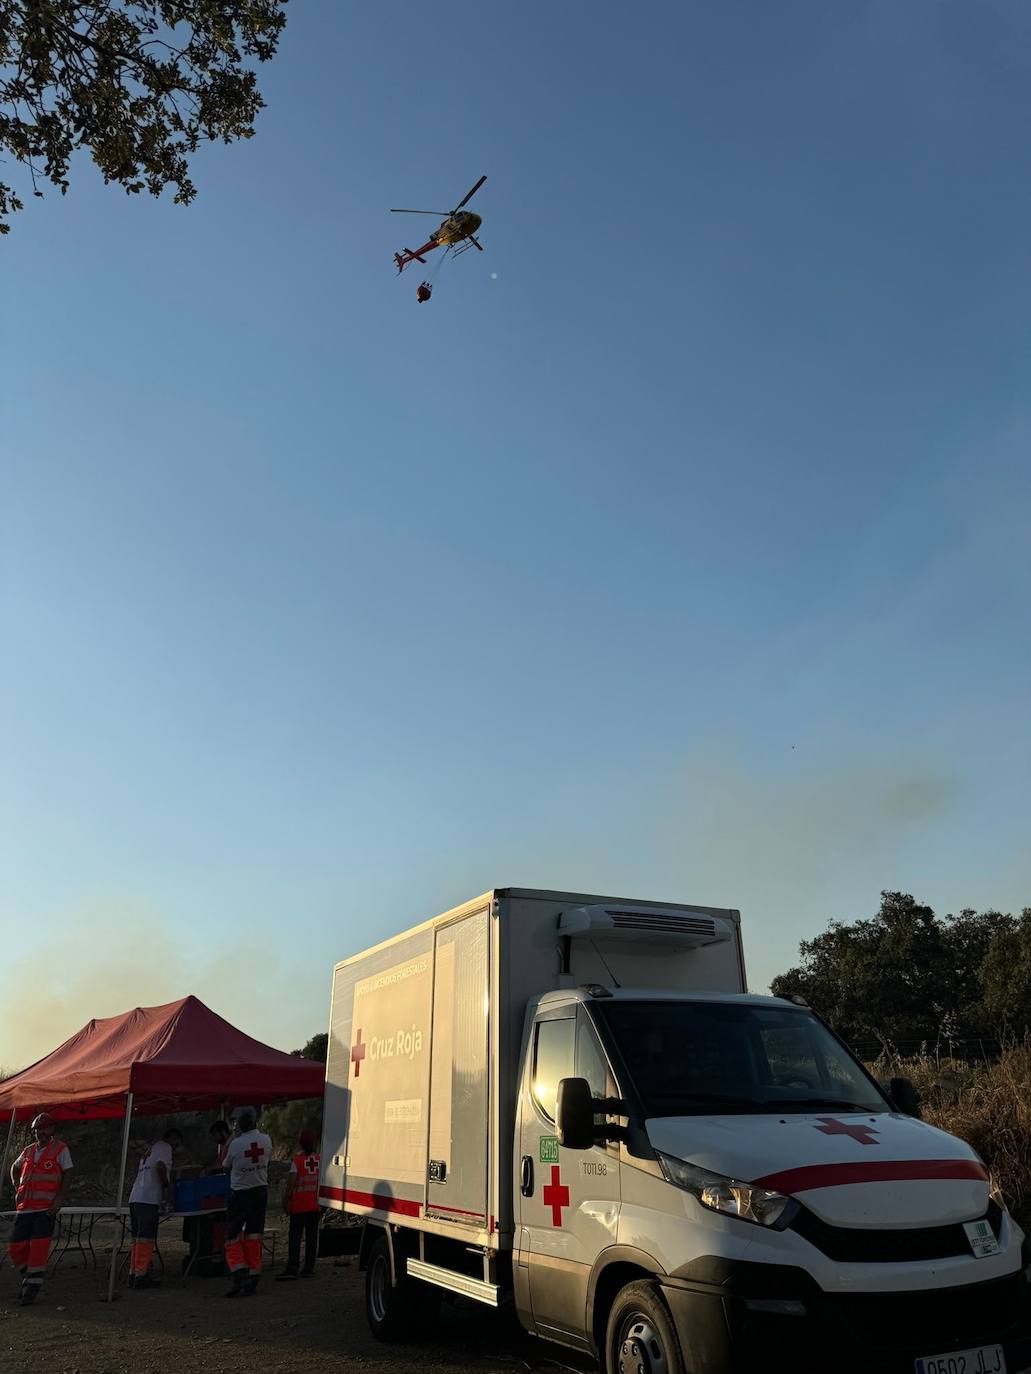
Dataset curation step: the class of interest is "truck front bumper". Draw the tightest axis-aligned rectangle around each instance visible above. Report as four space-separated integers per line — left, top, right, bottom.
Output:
660 1262 1031 1374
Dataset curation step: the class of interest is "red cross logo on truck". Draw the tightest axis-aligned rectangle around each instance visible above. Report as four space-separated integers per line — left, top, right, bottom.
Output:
244 1141 265 1164
351 1029 367 1078
815 1117 879 1146
542 1165 570 1227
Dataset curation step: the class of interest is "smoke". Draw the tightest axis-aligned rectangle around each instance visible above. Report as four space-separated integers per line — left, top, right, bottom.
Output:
0 897 313 1075
504 740 967 998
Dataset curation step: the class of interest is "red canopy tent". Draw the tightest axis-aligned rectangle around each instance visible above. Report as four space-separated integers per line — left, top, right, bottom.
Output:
0 995 325 1122
0 996 325 1298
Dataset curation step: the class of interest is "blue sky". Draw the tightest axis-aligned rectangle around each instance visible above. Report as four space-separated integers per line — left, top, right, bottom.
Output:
3 1 1030 1068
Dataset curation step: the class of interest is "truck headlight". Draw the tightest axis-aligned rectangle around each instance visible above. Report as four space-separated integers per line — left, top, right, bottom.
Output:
656 1152 798 1229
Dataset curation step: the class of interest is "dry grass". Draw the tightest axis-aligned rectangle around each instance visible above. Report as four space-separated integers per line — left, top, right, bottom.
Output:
873 1042 1031 1223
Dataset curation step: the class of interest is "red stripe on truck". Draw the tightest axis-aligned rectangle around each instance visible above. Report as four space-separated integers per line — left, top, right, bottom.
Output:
754 1159 989 1195
319 1185 422 1217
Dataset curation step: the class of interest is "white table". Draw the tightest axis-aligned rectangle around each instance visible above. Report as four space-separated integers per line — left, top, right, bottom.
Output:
0 1206 129 1272
52 1206 129 1271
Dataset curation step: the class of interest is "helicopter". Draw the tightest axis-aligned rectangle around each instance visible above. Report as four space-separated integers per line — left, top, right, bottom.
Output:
391 176 486 275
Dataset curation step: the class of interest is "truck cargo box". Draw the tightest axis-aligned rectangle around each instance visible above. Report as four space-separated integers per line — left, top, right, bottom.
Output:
320 887 743 1245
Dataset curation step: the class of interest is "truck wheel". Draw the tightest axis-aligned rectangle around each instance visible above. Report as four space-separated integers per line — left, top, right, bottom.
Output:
364 1234 439 1341
365 1234 410 1341
605 1281 685 1374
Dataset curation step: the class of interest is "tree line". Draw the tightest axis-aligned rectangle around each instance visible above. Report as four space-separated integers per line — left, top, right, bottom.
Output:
771 891 1031 1055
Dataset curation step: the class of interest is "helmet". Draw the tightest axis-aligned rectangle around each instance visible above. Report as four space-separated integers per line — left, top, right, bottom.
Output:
30 1112 56 1132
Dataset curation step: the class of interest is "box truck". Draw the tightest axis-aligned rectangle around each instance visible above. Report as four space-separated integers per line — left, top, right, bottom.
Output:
320 888 1031 1373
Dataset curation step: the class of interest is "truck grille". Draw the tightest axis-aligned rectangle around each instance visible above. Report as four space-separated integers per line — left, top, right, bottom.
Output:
830 1271 1025 1349
791 1199 1003 1263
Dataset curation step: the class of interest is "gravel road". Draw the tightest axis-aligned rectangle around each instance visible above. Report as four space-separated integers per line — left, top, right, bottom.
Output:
0 1248 595 1374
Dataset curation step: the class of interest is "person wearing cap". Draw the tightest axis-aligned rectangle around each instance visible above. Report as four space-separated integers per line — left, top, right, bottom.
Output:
221 1107 272 1297
126 1127 182 1289
276 1129 321 1280
7 1113 74 1306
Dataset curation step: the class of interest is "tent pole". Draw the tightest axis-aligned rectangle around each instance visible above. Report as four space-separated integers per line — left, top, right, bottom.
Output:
105 1092 134 1302
0 1113 18 1206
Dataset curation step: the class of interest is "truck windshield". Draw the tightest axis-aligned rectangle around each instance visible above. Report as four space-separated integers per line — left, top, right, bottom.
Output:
595 1000 888 1116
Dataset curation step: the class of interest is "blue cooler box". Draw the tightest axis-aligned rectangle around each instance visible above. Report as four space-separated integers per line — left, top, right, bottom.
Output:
174 1175 231 1212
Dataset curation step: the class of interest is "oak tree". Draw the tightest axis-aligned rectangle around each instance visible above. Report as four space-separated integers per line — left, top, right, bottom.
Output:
0 0 288 233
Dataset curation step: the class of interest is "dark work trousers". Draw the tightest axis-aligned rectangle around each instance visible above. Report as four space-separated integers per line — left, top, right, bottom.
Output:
224 1186 268 1274
10 1210 56 1293
226 1185 268 1241
129 1202 160 1240
286 1211 319 1274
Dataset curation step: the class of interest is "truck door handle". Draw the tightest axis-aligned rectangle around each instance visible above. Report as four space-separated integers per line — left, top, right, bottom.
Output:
520 1156 534 1197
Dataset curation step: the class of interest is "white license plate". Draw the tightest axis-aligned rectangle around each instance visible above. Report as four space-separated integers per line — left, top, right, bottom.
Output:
915 1346 1006 1374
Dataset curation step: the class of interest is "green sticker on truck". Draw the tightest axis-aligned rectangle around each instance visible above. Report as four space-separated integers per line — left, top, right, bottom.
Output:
539 1136 559 1163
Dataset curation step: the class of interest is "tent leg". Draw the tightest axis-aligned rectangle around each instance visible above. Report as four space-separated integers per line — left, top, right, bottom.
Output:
105 1092 134 1302
0 1113 17 1206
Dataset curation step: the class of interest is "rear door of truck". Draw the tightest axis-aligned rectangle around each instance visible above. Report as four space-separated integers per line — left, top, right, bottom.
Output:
425 906 492 1230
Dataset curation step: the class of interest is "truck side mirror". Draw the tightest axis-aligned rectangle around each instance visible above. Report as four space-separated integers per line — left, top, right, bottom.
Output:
889 1076 922 1119
556 1077 596 1150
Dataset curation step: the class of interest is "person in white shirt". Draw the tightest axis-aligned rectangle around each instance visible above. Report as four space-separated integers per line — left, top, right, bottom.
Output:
221 1108 273 1296
126 1128 182 1289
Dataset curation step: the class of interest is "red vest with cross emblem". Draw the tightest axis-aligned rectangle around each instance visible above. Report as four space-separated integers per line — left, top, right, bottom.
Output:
16 1139 68 1210
287 1152 321 1213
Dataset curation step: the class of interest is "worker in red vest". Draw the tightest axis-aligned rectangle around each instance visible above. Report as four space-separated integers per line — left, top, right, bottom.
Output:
276 1129 321 1280
7 1113 74 1306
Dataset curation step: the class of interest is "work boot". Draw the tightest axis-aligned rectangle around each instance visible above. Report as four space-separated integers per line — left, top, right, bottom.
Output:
225 1270 248 1298
133 1276 161 1290
275 1269 298 1282
18 1286 39 1307
300 1268 315 1277
243 1274 260 1295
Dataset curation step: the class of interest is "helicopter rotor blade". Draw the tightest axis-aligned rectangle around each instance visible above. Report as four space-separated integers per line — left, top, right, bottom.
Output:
451 175 486 212
390 208 449 215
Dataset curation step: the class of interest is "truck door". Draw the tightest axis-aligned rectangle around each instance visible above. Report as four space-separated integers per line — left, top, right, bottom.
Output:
425 909 490 1228
517 1005 621 1343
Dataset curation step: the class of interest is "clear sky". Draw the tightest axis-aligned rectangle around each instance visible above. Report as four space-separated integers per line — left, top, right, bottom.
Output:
3 1 1030 1071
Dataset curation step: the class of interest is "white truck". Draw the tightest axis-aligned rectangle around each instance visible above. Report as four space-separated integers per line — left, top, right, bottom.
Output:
320 887 1031 1374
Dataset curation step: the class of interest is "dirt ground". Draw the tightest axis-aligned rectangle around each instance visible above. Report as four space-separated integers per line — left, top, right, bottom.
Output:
0 1223 595 1374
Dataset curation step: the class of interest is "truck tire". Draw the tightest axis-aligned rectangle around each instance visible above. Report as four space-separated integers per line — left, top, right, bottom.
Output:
366 1234 411 1341
364 1234 440 1341
605 1280 685 1374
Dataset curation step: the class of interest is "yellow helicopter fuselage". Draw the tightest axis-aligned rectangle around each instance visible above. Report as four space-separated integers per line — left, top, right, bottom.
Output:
433 211 482 245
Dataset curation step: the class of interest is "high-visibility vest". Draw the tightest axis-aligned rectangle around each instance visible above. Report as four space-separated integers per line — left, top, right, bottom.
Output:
287 1152 321 1213
16 1139 68 1210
